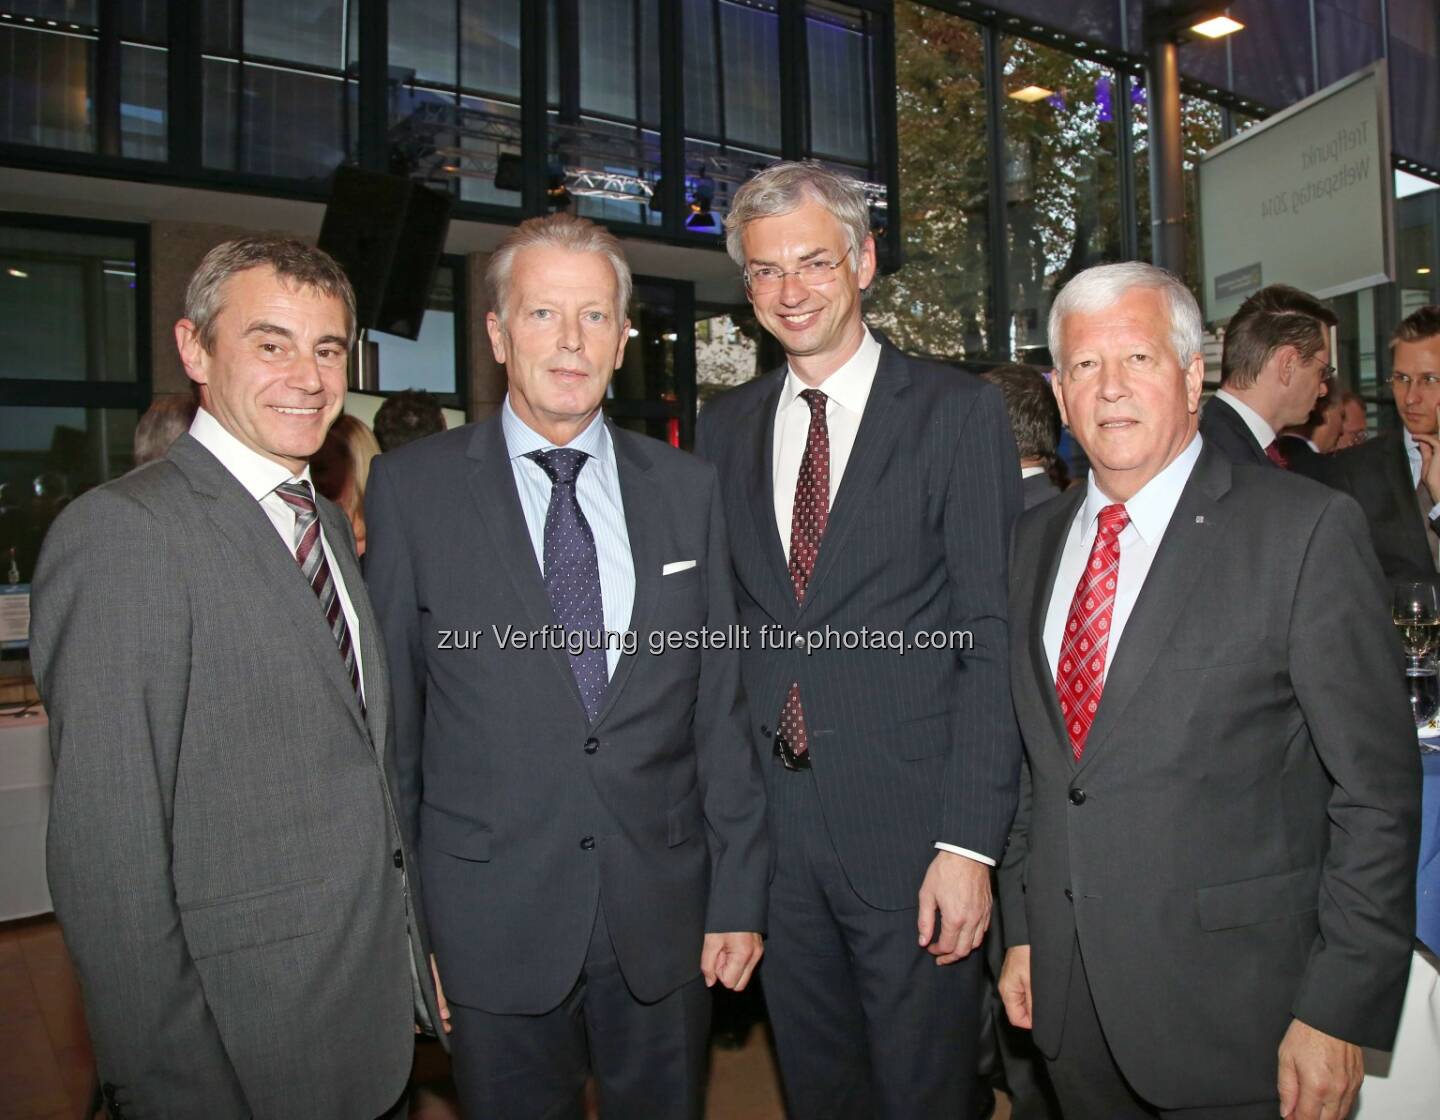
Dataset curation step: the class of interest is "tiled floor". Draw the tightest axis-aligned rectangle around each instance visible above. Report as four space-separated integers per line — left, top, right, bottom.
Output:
0 917 1008 1120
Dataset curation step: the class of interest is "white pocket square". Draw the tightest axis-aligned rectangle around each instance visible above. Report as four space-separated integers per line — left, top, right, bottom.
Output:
662 560 697 575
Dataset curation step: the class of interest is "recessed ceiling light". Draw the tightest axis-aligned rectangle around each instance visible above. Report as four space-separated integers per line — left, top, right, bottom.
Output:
1008 85 1055 103
6 268 27 279
1419 267 1434 276
1191 16 1245 39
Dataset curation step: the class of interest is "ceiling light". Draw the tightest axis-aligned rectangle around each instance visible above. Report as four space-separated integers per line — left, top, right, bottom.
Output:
1190 16 1244 39
6 268 27 278
1419 267 1434 276
1008 85 1055 103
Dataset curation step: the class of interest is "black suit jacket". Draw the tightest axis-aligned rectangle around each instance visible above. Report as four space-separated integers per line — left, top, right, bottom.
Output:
1289 431 1436 582
1000 445 1419 1108
364 418 769 1015
1199 394 1272 467
1275 433 1320 469
1023 471 1063 511
696 341 1024 908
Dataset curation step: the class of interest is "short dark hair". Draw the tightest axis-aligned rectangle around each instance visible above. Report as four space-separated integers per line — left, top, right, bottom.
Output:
1391 305 1440 350
373 389 446 452
982 363 1060 462
134 390 199 466
1220 284 1337 389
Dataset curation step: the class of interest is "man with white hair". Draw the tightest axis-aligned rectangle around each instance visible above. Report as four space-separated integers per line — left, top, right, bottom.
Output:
997 262 1418 1118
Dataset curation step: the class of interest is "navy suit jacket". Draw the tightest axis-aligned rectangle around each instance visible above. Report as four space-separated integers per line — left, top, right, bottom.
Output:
696 341 1024 908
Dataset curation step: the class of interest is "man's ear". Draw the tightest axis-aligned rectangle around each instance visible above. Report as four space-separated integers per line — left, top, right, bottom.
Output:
486 311 508 365
614 318 632 370
1272 344 1300 387
1049 369 1070 429
175 319 208 387
1184 353 1205 413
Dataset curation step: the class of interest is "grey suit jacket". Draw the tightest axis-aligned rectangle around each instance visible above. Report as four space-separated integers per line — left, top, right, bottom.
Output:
1199 394 1273 468
363 417 769 1016
696 341 1024 906
1000 444 1419 1109
31 434 438 1120
1023 471 1062 511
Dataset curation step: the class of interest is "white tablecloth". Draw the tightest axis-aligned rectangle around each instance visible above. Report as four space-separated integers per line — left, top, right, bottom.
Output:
0 711 52 920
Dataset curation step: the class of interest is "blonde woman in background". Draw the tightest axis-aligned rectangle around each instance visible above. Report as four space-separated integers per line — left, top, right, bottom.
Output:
312 412 380 556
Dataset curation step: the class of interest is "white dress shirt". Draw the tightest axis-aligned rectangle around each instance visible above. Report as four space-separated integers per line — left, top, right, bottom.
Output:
188 407 365 698
772 327 881 564
770 327 990 865
502 398 635 679
1043 434 1204 680
1021 465 1049 479
1213 389 1276 450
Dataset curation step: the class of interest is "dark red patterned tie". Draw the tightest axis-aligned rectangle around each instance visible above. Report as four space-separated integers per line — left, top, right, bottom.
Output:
1055 503 1129 761
1264 440 1289 468
778 388 829 761
276 481 364 712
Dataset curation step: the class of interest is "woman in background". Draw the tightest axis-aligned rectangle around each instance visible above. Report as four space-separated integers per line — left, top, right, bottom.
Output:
311 413 380 556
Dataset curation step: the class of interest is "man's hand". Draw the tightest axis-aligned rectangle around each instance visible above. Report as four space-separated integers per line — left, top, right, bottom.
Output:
701 932 764 991
917 850 991 964
426 953 452 1035
997 945 1033 1030
1276 1019 1362 1120
1414 426 1440 504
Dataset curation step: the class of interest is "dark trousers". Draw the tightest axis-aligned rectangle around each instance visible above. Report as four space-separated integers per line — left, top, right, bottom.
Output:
447 899 711 1120
763 762 983 1120
1049 939 1278 1119
976 902 1062 1120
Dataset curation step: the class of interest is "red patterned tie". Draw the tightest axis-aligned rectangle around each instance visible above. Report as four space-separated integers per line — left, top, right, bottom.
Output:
1264 440 1289 468
1055 503 1129 761
778 388 829 761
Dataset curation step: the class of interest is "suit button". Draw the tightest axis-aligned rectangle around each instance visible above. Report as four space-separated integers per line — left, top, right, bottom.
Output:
1068 788 1086 806
580 836 595 851
1064 888 1073 901
584 737 599 754
392 849 404 868
760 724 772 738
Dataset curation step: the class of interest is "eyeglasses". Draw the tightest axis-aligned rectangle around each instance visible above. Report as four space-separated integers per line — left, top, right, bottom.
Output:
1390 372 1440 388
744 248 853 294
1317 362 1337 380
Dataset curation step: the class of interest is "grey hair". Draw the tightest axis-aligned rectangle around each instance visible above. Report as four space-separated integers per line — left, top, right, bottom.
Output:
185 235 356 353
486 212 633 322
724 160 870 269
1047 261 1205 372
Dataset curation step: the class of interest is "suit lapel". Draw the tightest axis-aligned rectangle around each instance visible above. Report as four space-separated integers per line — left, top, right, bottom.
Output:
319 499 388 756
591 424 659 727
1076 446 1232 772
743 371 796 617
167 435 370 741
462 418 588 716
1023 486 1086 758
800 344 910 618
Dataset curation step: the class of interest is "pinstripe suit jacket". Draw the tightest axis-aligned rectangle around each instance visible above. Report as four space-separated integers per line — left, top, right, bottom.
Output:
31 434 437 1120
696 341 1024 908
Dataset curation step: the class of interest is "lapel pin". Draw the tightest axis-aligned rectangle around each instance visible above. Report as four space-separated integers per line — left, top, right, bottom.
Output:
1195 515 1206 524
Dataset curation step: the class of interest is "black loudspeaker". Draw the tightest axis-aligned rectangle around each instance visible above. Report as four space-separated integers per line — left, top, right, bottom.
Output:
318 167 453 340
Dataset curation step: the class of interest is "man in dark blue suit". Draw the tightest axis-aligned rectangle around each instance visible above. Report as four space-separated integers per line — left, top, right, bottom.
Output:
366 214 768 1119
697 161 1023 1119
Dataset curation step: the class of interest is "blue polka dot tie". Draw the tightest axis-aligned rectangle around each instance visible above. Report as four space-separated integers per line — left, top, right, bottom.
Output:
527 448 608 722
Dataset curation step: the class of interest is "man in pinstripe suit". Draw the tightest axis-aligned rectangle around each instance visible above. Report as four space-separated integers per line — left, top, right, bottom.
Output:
697 162 1024 1119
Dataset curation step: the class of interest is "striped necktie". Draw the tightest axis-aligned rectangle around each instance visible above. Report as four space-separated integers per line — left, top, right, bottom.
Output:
275 480 363 711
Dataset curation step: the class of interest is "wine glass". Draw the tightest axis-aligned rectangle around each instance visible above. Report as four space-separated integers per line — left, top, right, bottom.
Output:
1393 581 1440 661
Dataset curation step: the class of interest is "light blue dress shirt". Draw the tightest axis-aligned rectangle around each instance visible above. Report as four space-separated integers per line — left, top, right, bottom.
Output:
502 397 635 678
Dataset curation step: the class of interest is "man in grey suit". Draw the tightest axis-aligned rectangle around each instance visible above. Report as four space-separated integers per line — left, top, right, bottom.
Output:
696 161 1023 1118
997 262 1418 1118
983 363 1065 511
364 213 768 1119
30 237 441 1120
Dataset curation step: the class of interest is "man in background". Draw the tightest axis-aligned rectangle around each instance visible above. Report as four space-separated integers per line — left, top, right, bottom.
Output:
133 390 198 466
1201 283 1335 468
374 387 447 452
1276 388 1344 467
32 236 440 1119
1292 306 1440 580
1339 390 1369 447
984 363 1064 510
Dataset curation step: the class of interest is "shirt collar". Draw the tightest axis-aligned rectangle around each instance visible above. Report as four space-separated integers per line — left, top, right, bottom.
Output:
778 326 881 415
1213 389 1277 448
188 406 312 501
501 395 614 469
1081 433 1203 548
